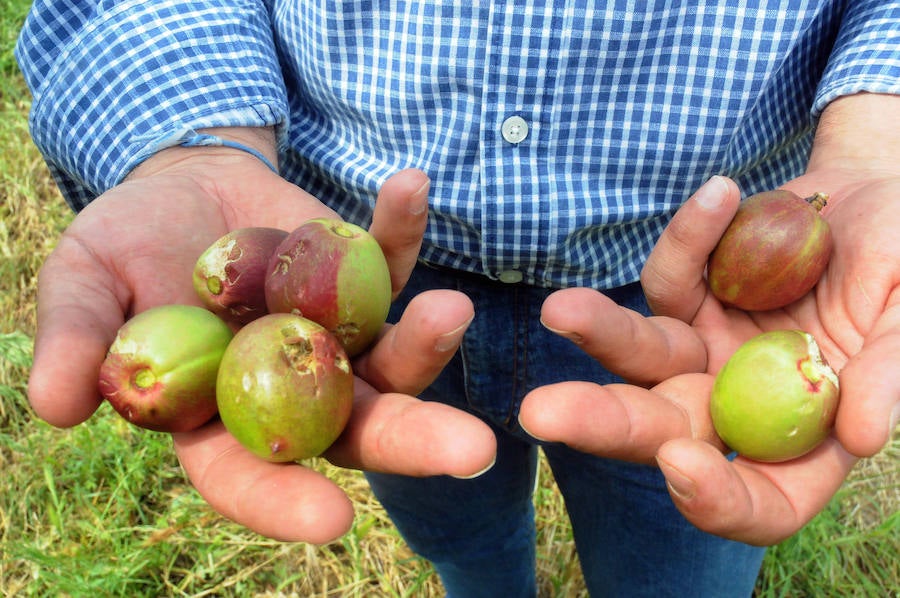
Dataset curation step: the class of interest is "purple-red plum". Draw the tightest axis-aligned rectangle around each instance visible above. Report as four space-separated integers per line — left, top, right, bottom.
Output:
708 190 832 311
193 227 288 326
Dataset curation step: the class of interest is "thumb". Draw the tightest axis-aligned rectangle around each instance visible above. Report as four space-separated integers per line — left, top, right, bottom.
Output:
368 169 431 299
834 329 900 457
28 236 124 426
641 176 740 321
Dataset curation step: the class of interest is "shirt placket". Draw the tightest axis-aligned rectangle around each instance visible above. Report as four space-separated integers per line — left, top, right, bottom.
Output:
478 2 561 285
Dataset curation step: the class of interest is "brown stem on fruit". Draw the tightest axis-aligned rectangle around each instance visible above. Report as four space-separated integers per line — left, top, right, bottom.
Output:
805 192 829 212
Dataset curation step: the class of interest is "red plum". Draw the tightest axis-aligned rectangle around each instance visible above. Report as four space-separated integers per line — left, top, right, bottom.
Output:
265 218 391 356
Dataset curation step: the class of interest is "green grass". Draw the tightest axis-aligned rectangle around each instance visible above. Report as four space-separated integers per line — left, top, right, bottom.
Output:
1 3 898 597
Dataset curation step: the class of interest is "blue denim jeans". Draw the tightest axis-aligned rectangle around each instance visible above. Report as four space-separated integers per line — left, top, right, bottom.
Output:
366 263 765 598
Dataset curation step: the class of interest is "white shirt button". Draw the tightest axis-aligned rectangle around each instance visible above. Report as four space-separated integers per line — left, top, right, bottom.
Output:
501 116 528 144
498 270 524 284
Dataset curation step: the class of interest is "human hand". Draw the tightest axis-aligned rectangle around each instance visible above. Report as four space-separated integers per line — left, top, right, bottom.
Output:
519 169 898 545
28 128 496 543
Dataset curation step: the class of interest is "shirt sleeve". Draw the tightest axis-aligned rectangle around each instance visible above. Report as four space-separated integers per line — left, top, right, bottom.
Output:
15 0 289 211
813 0 900 115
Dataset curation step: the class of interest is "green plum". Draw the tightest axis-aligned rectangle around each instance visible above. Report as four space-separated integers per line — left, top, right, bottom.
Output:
98 305 233 432
710 329 840 462
216 313 354 462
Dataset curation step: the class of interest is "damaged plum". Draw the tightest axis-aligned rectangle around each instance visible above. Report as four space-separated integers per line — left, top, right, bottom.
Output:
265 218 391 356
98 304 233 432
193 227 289 326
216 312 354 462
710 329 840 463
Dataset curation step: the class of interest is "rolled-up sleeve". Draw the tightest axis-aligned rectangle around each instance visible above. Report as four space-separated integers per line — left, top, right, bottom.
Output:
814 0 900 114
15 0 289 210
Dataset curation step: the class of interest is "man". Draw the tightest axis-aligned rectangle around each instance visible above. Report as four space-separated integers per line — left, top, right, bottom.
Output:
17 1 899 595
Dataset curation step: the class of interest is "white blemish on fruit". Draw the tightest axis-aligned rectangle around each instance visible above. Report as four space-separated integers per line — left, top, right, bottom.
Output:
802 332 839 389
204 239 238 282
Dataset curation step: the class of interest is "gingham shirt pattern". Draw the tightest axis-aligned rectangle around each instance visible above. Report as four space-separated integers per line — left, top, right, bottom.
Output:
16 0 900 289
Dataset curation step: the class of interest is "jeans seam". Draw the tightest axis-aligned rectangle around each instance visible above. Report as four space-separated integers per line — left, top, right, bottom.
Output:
454 277 477 414
506 285 525 426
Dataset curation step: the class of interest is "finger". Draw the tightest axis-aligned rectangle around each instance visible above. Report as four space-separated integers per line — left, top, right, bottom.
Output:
656 437 857 545
173 421 355 544
518 373 722 463
641 175 741 321
326 385 497 478
331 288 495 478
540 287 707 385
368 169 431 299
354 289 474 396
28 237 125 426
834 324 900 457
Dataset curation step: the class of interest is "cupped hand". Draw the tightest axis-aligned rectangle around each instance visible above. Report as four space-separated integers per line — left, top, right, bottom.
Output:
519 172 899 545
28 130 496 543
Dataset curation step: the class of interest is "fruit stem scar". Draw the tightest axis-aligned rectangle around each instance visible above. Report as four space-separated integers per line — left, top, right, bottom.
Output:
330 223 359 239
206 276 223 295
804 192 829 212
133 368 156 389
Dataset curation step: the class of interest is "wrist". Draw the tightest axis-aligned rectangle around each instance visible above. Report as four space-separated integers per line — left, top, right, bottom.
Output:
808 93 900 178
126 126 278 181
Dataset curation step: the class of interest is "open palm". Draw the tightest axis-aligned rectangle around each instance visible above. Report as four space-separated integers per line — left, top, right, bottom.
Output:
520 173 899 545
28 151 495 544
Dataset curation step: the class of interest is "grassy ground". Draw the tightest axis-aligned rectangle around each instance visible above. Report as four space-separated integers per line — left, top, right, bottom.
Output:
1 4 898 597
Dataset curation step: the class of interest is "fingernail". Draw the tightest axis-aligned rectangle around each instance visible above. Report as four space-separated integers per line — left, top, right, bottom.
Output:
451 456 496 480
434 316 473 352
693 175 728 210
518 416 550 443
409 180 430 215
656 457 696 501
540 319 583 344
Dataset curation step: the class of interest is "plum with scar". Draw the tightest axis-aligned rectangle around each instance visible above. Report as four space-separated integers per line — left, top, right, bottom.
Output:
98 305 234 432
193 227 289 326
215 312 354 462
710 329 840 463
265 218 392 356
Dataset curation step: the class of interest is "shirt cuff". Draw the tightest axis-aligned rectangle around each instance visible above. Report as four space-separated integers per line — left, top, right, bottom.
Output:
813 0 900 115
19 0 288 211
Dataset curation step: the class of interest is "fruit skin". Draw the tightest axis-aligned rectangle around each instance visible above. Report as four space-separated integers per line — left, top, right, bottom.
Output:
265 218 391 356
216 313 354 462
710 329 840 463
707 190 832 311
98 305 234 432
193 227 289 326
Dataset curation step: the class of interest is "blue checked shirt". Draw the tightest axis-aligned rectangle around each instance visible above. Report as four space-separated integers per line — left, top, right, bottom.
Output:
16 1 900 289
